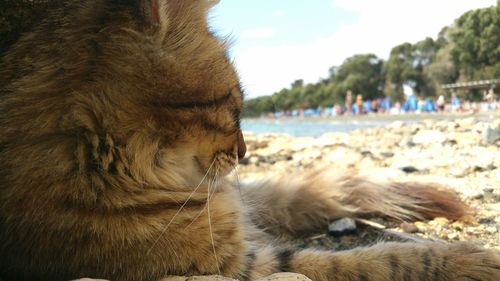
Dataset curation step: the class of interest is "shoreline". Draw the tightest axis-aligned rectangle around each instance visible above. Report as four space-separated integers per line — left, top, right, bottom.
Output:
241 112 500 137
244 111 500 123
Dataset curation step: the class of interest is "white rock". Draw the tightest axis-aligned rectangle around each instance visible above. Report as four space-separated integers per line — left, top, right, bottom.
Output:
256 273 312 281
412 130 446 145
328 218 357 235
316 132 350 146
387 121 405 129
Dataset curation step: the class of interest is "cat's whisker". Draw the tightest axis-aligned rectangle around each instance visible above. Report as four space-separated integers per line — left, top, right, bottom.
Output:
230 162 245 205
207 166 221 275
208 172 218 201
233 163 241 188
183 205 207 230
148 158 217 253
184 173 220 230
184 161 221 230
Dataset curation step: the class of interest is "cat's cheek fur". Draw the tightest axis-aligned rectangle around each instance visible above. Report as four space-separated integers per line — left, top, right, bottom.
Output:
157 148 202 188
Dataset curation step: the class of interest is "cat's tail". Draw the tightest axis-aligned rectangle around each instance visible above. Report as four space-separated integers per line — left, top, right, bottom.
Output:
240 168 469 234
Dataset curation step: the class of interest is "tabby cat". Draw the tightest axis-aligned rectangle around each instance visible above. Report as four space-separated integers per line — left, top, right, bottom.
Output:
0 1 499 281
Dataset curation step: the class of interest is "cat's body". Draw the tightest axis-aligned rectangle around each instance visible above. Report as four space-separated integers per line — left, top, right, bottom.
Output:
0 1 499 280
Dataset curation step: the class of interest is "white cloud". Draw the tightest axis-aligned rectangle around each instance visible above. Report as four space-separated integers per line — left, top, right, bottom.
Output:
236 38 341 97
240 27 275 39
235 0 496 98
273 9 285 17
330 0 496 51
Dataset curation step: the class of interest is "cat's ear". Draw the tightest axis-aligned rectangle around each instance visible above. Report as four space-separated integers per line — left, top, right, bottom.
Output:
138 0 216 30
138 0 169 30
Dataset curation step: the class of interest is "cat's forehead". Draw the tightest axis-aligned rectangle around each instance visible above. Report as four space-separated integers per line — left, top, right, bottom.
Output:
151 69 243 113
153 34 242 106
96 0 243 107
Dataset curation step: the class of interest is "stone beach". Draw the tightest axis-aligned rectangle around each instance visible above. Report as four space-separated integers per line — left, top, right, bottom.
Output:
237 114 500 251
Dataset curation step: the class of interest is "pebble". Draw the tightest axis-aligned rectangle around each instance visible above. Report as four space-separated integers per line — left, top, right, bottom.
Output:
400 166 419 173
431 217 450 227
486 226 498 234
400 222 419 233
447 232 459 240
328 218 357 237
381 152 394 158
412 130 446 145
483 128 500 145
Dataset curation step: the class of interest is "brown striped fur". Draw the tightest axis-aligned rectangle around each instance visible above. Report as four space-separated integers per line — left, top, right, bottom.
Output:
0 1 499 281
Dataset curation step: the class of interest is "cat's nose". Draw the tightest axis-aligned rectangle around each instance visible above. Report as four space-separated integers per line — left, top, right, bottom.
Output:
237 130 246 159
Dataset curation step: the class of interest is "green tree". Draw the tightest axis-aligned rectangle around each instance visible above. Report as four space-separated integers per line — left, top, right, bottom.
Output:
413 38 440 97
243 96 274 117
384 43 418 101
423 44 459 97
332 54 384 101
384 38 443 99
450 6 499 80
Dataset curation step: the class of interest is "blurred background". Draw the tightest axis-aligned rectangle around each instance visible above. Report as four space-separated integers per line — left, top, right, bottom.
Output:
210 0 499 136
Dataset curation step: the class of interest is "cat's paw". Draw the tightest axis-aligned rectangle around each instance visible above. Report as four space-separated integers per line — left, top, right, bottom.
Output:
444 243 500 281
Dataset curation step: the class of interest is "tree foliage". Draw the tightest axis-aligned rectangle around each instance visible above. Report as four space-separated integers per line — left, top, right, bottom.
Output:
450 6 500 80
244 4 498 117
331 54 384 101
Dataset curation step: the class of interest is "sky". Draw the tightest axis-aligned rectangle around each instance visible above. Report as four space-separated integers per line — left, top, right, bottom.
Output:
208 0 496 98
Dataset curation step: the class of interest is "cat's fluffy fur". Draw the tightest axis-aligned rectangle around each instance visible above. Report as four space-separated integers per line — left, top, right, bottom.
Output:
0 1 499 280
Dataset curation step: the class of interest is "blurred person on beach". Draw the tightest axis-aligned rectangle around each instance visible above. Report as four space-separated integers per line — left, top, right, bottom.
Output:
345 90 353 115
390 102 402 115
383 96 392 113
334 104 343 116
485 88 497 111
437 95 446 111
405 94 418 112
356 94 364 115
371 99 378 113
417 98 425 113
452 93 461 112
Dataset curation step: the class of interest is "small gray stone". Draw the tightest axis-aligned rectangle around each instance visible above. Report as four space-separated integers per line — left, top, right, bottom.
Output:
328 218 357 236
483 128 500 145
401 166 419 173
381 152 395 158
238 158 250 165
400 222 419 233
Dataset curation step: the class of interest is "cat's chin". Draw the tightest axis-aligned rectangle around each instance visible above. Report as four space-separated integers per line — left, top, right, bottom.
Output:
213 151 239 177
193 152 238 180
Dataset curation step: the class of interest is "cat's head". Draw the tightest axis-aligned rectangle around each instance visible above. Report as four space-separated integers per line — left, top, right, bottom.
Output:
117 0 247 185
27 0 247 187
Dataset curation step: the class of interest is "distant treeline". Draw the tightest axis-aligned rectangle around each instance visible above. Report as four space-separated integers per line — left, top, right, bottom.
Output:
243 5 499 117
